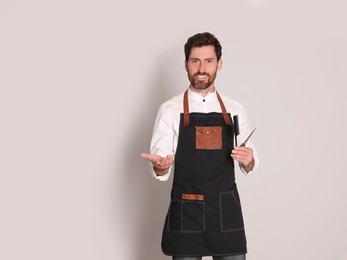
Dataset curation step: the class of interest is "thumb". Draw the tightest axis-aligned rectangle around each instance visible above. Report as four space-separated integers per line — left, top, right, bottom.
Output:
140 153 151 160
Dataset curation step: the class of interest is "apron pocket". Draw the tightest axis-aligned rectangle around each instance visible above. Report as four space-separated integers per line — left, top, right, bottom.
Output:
219 190 244 232
195 126 222 150
168 199 205 233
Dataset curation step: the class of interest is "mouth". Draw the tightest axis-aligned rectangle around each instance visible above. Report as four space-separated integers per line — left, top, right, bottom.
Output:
195 74 209 80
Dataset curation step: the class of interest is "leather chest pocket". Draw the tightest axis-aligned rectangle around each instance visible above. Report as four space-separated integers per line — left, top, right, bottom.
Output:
219 190 244 232
168 198 205 233
195 126 222 150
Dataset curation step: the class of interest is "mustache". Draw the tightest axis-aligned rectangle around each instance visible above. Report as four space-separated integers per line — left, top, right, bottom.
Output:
194 72 209 76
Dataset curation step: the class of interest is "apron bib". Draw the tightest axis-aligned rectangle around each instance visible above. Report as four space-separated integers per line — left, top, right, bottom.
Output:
161 90 247 256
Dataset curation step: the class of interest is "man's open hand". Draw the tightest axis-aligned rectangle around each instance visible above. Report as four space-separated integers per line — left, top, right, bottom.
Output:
141 153 173 176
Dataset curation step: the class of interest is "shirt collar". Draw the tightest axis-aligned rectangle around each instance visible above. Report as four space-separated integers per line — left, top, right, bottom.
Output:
188 87 217 102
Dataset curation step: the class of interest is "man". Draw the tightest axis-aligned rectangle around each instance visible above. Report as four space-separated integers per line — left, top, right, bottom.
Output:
141 32 259 260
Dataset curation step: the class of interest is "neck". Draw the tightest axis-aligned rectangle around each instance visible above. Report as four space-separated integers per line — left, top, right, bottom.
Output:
189 84 215 97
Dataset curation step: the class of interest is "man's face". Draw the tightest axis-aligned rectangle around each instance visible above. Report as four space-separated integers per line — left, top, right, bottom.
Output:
185 45 222 91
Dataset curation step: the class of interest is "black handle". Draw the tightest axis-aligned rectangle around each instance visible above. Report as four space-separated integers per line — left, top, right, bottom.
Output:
233 115 239 147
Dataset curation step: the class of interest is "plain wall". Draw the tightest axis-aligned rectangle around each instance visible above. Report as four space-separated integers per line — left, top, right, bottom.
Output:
1 0 346 259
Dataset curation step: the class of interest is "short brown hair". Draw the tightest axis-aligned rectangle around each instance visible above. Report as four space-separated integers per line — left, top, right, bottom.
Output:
184 32 222 61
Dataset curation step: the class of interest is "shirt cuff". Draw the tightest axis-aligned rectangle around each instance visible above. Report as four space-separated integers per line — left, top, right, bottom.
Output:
150 163 172 181
239 157 259 175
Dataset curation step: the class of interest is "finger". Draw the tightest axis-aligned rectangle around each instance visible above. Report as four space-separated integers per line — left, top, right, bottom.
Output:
161 154 172 162
165 154 173 162
231 151 249 157
232 150 252 158
234 147 253 154
157 155 173 169
141 153 163 166
231 152 250 162
231 154 253 166
231 148 252 157
141 153 158 163
140 153 151 159
161 156 169 164
231 154 247 162
156 162 169 170
159 156 171 168
231 150 248 157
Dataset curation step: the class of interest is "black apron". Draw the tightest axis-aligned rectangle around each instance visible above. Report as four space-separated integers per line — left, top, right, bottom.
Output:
161 90 247 256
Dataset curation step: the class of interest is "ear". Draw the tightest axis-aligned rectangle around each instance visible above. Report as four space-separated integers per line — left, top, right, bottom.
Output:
184 60 188 71
217 58 223 71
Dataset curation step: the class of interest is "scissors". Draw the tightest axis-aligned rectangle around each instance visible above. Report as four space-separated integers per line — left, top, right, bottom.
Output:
240 128 256 147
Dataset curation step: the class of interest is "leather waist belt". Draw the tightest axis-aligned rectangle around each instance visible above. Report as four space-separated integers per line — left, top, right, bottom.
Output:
182 193 205 201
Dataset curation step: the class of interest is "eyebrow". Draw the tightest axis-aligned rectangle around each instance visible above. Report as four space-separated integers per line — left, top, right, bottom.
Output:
189 57 216 61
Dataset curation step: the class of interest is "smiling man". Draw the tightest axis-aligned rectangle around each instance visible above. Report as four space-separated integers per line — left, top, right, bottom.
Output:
141 32 259 260
187 45 220 91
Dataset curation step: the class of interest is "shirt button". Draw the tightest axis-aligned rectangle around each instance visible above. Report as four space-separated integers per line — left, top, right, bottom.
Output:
203 99 205 102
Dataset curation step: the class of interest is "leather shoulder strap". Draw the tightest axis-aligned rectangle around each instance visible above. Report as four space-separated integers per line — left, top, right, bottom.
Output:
183 90 189 127
183 89 233 127
216 92 232 126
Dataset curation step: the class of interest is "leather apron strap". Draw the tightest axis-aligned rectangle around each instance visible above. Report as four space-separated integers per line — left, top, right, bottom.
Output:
183 89 232 127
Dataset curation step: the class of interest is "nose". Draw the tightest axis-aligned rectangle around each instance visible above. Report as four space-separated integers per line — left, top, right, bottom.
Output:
198 61 206 73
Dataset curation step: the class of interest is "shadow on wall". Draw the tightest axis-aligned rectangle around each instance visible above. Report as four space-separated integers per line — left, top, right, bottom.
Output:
121 50 182 260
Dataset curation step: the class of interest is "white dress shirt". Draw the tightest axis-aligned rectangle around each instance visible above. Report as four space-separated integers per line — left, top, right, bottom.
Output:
150 88 259 181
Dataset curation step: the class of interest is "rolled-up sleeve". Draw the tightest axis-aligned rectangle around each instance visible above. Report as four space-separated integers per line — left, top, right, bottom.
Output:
237 104 259 174
149 105 175 181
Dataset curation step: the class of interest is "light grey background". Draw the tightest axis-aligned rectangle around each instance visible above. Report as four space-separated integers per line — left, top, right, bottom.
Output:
1 0 346 259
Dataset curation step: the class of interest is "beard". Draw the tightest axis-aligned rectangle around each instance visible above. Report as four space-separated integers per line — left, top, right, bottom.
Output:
188 70 218 90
